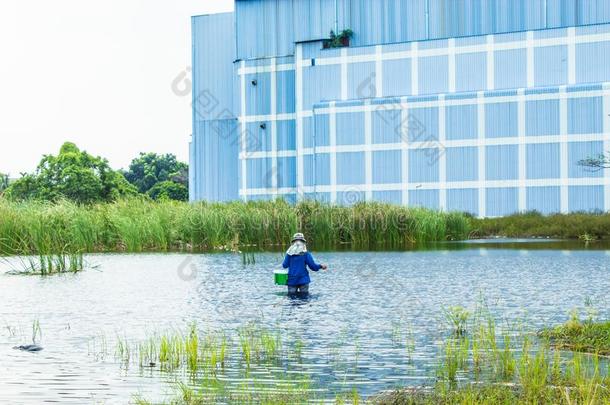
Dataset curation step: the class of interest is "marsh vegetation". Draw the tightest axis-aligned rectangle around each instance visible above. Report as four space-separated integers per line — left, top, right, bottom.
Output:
125 306 610 404
470 211 610 241
0 198 470 256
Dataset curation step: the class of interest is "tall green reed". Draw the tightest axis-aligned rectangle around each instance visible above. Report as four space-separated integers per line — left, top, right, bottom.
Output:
0 197 471 256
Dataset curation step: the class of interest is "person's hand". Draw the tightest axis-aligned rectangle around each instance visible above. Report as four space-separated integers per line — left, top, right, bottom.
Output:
321 264 328 271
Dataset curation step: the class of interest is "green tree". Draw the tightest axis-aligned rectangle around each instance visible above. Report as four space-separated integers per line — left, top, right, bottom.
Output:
147 180 188 201
123 152 188 200
578 152 610 170
5 142 136 203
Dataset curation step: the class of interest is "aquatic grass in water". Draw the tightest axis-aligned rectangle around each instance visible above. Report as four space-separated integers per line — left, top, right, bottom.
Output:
0 198 470 255
540 314 610 355
443 306 470 337
123 309 610 405
237 323 282 366
185 324 199 372
2 251 85 275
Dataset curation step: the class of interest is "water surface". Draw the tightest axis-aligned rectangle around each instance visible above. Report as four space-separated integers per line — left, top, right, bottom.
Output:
1 243 609 403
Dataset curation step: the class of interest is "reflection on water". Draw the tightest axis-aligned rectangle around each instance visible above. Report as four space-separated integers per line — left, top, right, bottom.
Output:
0 242 609 403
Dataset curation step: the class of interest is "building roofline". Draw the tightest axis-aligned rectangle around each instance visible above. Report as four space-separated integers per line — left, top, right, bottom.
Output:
191 11 233 19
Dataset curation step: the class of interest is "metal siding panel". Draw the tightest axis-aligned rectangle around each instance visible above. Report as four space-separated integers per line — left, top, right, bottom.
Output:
236 0 295 60
313 113 330 147
526 99 561 136
372 109 403 143
402 0 428 41
568 141 604 178
235 0 610 60
534 27 567 39
526 143 561 179
429 0 486 39
193 120 240 202
534 45 568 87
336 112 365 145
446 147 478 182
486 145 518 180
246 157 273 189
447 188 479 215
277 157 297 188
409 189 440 210
524 0 547 30
372 150 402 184
419 55 448 95
303 117 315 148
567 96 603 134
373 190 403 204
446 104 478 140
304 153 331 186
494 30 527 43
245 122 271 152
486 102 519 138
494 49 528 89
526 186 561 214
347 62 377 99
408 107 439 142
303 64 341 109
546 0 577 28
192 14 235 122
580 0 610 25
420 38 449 50
189 140 195 202
486 187 519 216
277 120 297 151
277 69 296 114
294 0 338 44
575 41 610 84
409 148 440 183
336 151 366 184
455 52 487 93
245 72 271 116
568 185 604 212
382 58 411 97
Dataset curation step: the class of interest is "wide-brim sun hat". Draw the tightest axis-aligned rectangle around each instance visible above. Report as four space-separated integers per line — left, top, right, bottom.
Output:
291 233 306 243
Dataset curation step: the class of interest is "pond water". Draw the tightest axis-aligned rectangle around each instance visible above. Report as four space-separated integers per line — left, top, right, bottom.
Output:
1 241 609 404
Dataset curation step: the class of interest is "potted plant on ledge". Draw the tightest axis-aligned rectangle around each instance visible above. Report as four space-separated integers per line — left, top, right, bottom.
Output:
323 29 353 49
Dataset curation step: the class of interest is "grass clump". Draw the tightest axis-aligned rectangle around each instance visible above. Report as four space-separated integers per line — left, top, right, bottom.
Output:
540 313 610 355
0 198 470 255
469 211 610 240
237 323 282 366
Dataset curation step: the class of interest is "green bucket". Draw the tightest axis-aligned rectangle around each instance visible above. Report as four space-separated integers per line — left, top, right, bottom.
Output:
274 269 288 286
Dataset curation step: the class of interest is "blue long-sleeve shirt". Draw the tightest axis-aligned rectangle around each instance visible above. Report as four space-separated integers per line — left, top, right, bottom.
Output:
282 252 322 286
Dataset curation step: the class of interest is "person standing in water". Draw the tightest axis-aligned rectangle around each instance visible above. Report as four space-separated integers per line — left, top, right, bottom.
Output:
282 233 327 296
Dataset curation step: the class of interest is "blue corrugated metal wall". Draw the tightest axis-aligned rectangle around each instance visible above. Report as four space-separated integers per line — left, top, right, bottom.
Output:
192 13 235 120
192 120 240 202
191 13 240 202
193 1 610 215
307 82 608 215
235 0 610 60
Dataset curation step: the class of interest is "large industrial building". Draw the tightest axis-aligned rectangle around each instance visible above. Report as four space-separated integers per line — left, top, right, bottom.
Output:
190 0 610 217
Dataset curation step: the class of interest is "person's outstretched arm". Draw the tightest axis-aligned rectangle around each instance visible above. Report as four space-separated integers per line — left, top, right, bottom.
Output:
282 254 290 269
305 252 327 271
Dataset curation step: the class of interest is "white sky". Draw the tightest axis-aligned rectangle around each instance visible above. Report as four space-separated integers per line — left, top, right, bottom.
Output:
0 0 233 176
